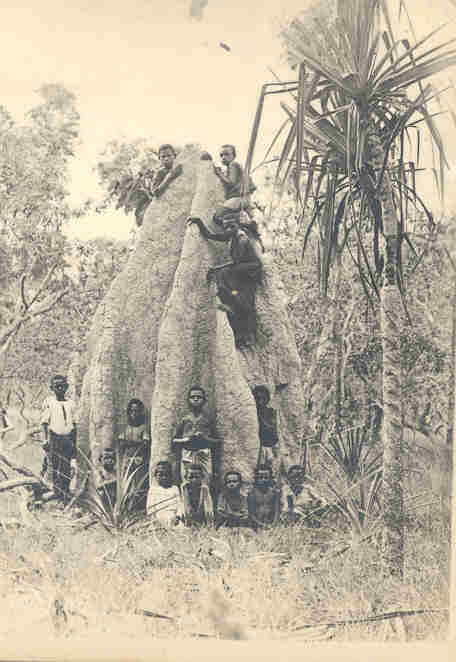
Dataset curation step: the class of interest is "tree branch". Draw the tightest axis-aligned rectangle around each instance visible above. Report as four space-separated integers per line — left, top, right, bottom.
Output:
0 263 68 358
20 274 28 311
27 262 58 308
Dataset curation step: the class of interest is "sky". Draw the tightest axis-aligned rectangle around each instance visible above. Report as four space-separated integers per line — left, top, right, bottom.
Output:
2 0 456 240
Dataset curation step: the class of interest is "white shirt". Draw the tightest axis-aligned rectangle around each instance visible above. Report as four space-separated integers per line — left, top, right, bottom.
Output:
41 396 76 435
147 484 182 526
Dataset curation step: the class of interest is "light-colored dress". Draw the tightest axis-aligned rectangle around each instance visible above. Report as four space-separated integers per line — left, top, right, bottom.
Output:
147 483 182 526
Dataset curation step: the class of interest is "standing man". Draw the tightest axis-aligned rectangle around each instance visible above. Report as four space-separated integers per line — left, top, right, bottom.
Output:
41 375 77 505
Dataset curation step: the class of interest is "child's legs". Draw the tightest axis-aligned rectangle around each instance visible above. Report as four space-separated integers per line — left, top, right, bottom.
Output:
51 433 73 500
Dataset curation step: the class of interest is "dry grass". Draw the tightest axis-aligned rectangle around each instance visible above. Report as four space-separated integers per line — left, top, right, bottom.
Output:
0 502 448 644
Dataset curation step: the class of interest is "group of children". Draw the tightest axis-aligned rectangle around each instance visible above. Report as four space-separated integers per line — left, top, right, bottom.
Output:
128 142 256 229
147 459 322 530
26 375 322 529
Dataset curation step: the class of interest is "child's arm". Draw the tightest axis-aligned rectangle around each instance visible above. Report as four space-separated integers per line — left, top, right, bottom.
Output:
214 162 242 188
187 217 231 242
152 164 183 198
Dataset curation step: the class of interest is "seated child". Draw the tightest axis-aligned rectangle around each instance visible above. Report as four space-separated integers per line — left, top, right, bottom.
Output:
281 465 324 527
247 464 280 530
181 464 214 527
172 386 218 486
133 144 183 227
97 447 117 507
216 470 250 530
147 461 182 527
213 144 256 224
151 144 183 198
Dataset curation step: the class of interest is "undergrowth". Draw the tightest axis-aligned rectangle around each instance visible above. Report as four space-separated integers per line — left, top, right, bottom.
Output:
0 504 448 643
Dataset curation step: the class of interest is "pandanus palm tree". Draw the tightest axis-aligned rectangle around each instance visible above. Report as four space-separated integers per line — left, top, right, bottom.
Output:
245 0 456 577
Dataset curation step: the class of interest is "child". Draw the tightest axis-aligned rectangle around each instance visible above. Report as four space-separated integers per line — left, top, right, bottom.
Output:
133 144 183 227
181 464 214 527
252 386 278 467
147 461 182 527
247 464 280 530
40 375 77 505
118 398 151 512
151 144 183 199
216 470 250 530
172 386 218 486
281 465 323 527
213 144 256 225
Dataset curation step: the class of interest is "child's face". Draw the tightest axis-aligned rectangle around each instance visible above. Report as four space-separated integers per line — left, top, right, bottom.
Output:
225 473 241 492
127 402 143 425
155 467 172 487
159 148 175 169
102 450 115 473
52 381 68 396
188 390 205 411
186 469 202 487
222 220 239 236
220 146 235 166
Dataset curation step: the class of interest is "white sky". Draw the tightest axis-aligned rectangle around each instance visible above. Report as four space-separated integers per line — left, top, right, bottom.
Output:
2 0 456 240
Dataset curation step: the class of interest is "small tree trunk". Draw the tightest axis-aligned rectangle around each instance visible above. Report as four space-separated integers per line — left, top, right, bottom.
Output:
380 281 404 577
368 132 404 578
333 251 343 433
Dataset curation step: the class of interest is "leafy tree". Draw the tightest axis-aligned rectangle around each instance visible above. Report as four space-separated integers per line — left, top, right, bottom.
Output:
95 138 160 222
0 85 82 375
245 0 456 576
2 237 130 389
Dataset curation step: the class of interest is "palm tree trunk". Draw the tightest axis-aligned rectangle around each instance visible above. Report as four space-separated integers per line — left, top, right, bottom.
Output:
368 132 404 578
333 250 344 433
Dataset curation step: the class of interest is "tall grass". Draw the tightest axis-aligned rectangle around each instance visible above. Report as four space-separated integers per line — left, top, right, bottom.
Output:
0 505 447 642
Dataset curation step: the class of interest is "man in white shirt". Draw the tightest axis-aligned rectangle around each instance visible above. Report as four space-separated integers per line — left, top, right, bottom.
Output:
41 375 77 504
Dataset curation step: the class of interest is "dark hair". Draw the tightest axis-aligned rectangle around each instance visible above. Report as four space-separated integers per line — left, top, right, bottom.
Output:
224 470 242 483
240 220 263 249
158 144 176 156
188 385 206 399
155 460 172 473
127 398 144 412
221 144 236 157
288 464 305 476
51 374 68 386
255 464 273 477
252 385 270 404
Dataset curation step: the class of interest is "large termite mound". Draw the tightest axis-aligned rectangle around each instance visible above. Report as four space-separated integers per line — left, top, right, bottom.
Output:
73 146 304 495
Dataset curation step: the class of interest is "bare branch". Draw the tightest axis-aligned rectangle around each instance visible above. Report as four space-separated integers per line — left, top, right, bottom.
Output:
31 289 68 318
27 262 58 308
20 274 28 310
